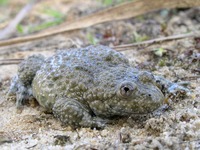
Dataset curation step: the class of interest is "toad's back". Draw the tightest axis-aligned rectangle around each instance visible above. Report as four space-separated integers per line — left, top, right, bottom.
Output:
32 45 130 110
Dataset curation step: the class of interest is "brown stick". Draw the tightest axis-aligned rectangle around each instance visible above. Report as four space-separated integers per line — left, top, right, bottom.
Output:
180 75 200 80
0 61 21 65
0 0 200 47
0 59 24 61
113 32 199 51
0 59 23 65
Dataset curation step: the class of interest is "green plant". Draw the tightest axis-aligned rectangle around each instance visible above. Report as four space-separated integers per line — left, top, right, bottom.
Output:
103 0 113 6
87 33 99 45
133 32 149 42
0 0 9 5
17 8 65 34
30 8 64 32
16 24 24 33
158 59 166 67
97 0 133 6
43 7 64 18
29 20 62 32
153 47 167 57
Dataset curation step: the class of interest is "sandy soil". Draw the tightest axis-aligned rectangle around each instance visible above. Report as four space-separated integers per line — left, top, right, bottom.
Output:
0 1 200 149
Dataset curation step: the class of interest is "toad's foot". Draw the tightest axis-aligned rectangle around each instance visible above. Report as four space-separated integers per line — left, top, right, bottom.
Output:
8 55 44 109
53 98 107 129
167 82 191 98
8 75 34 109
154 76 190 98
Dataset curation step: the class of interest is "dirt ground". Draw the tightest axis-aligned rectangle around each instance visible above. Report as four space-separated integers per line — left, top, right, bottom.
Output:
0 1 200 149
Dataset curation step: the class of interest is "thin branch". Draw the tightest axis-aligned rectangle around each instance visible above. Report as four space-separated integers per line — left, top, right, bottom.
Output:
0 59 24 61
113 32 199 51
0 59 22 65
180 75 200 80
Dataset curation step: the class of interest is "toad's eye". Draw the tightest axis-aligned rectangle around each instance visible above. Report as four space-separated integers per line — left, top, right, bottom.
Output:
119 82 137 97
138 71 154 83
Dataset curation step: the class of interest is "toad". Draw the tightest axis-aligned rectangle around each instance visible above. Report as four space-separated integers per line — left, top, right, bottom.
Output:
8 45 188 128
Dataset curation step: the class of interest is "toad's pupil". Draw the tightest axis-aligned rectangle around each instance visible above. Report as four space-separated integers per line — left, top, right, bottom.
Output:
124 87 129 92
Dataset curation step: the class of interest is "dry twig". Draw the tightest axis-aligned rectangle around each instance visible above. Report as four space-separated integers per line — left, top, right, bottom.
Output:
0 59 23 65
113 31 200 51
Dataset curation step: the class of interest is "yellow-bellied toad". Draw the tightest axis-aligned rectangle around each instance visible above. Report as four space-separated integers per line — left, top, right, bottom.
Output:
9 45 188 128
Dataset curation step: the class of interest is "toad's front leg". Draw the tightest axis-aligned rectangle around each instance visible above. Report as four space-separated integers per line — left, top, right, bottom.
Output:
154 76 190 98
53 98 107 129
8 75 34 109
137 71 190 98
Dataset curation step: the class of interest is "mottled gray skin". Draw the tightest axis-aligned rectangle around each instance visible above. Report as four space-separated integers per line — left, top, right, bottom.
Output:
9 45 188 128
9 55 45 107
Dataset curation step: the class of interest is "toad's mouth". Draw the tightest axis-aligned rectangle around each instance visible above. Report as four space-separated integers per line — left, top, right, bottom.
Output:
106 102 163 116
104 94 164 116
111 106 161 116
